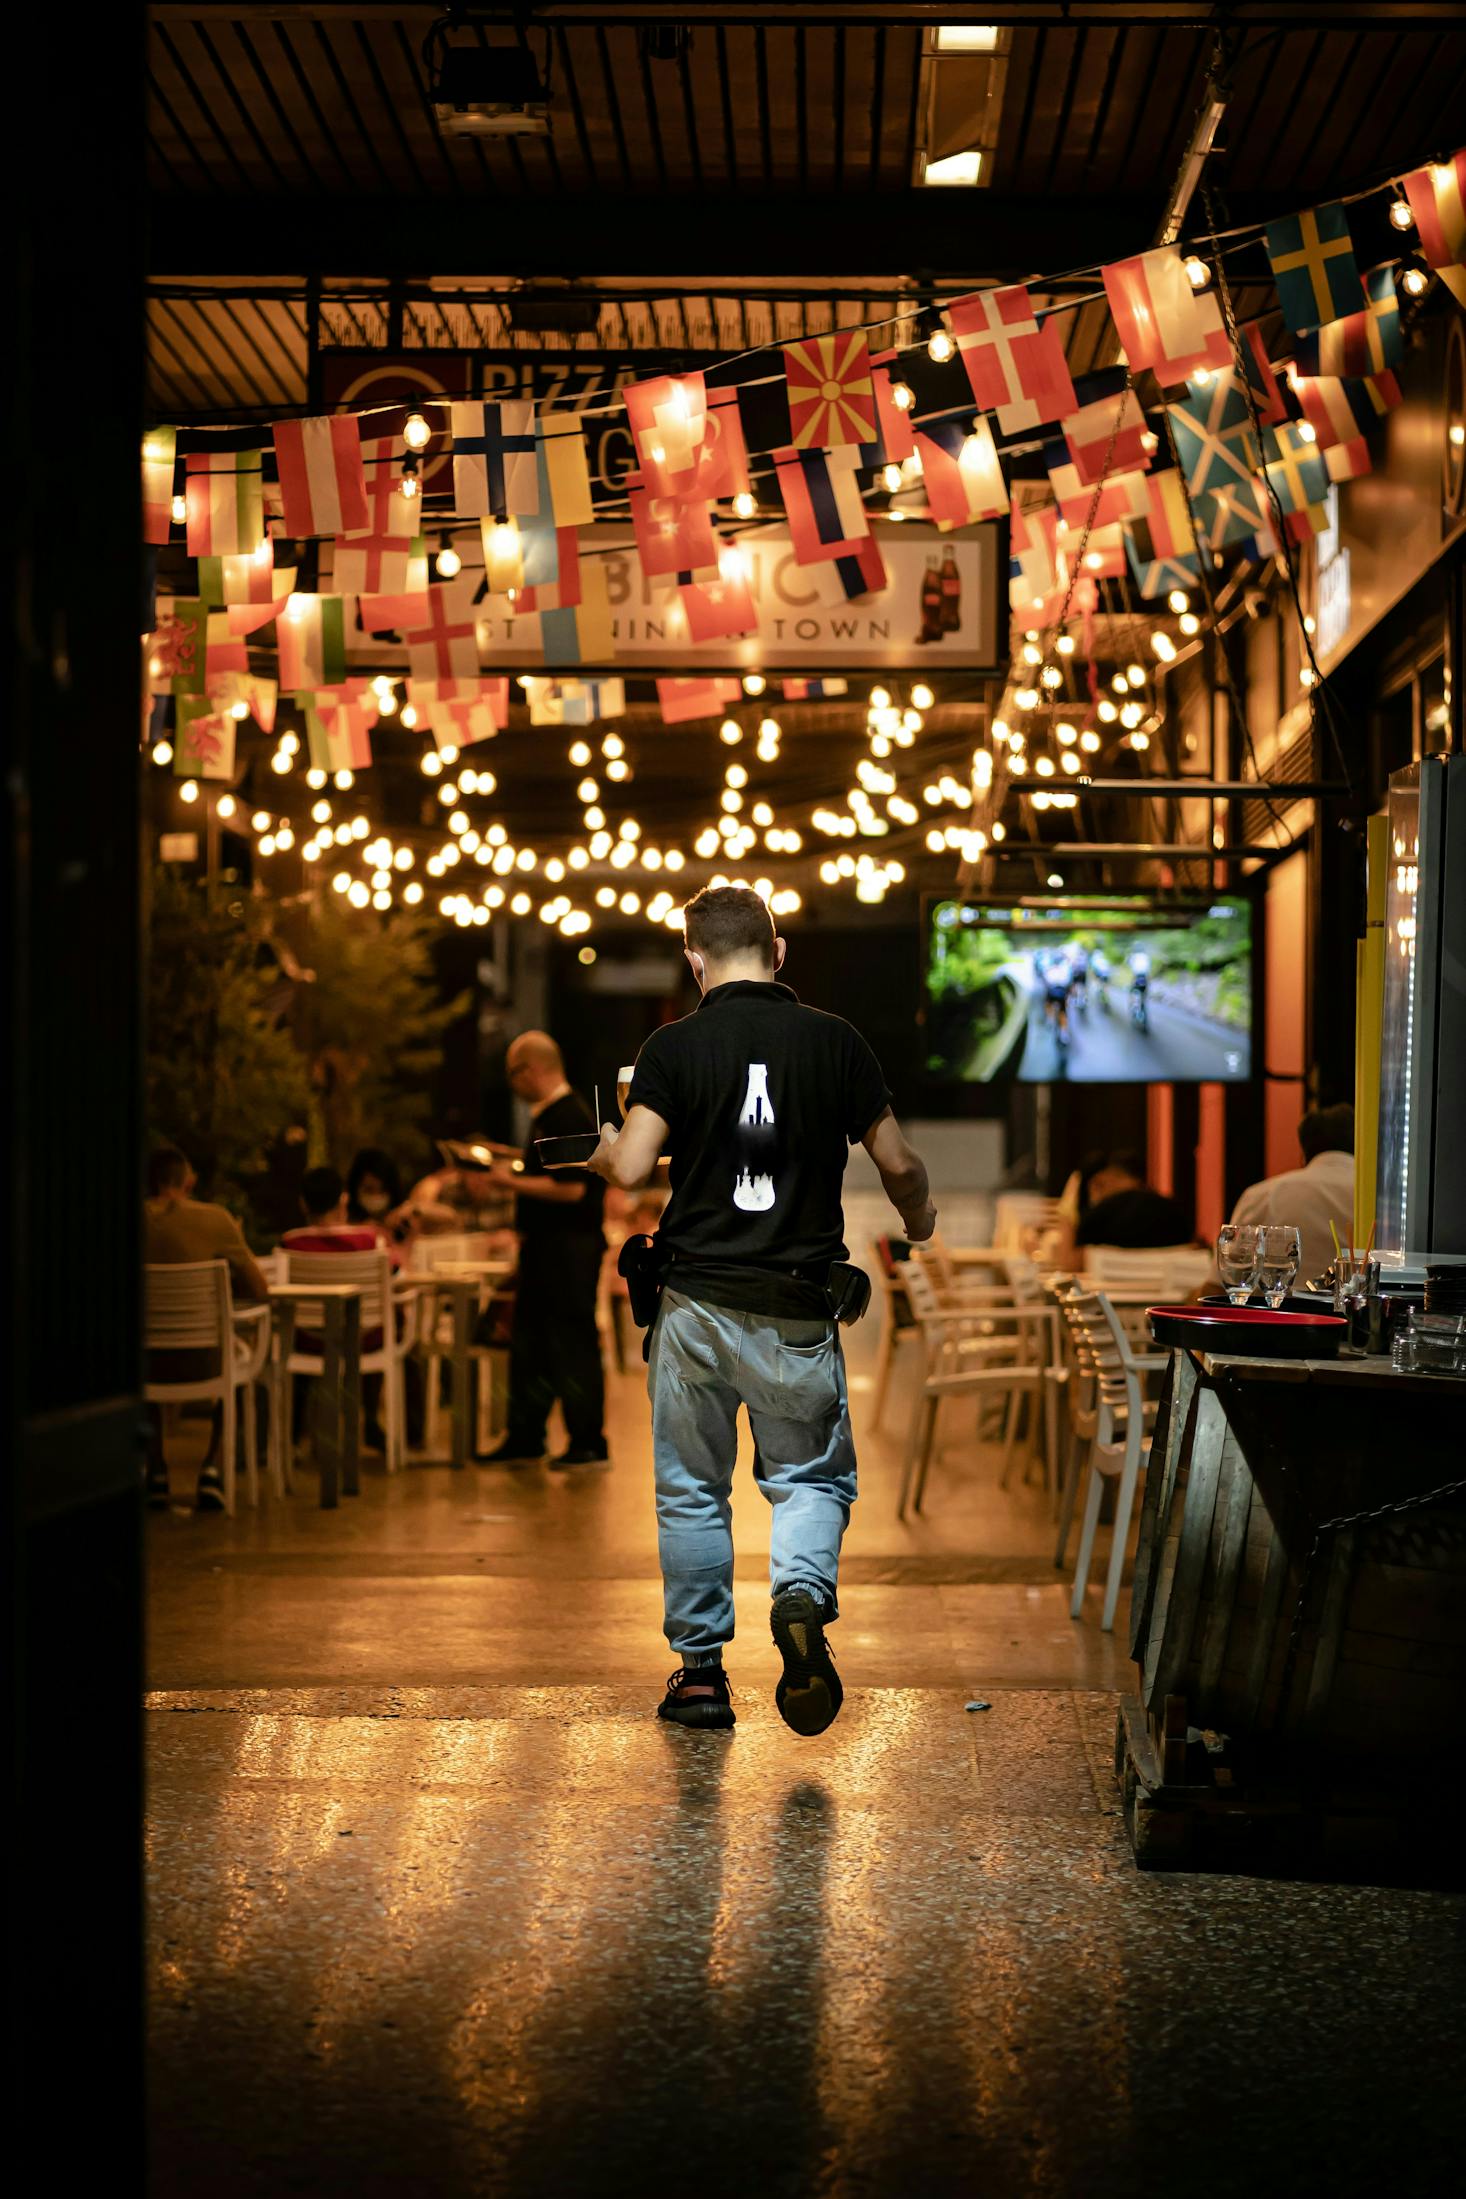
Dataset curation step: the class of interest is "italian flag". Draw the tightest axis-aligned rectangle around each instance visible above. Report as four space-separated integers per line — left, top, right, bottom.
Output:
185 450 264 557
272 414 370 537
306 696 375 774
277 594 346 692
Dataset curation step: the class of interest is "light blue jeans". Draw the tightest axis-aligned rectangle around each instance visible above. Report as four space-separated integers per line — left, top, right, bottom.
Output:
647 1285 858 1663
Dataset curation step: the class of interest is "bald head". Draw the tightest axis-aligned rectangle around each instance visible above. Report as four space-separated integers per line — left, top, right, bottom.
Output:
506 1029 567 1105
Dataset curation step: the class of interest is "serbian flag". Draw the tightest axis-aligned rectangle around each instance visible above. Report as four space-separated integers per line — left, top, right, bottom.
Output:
450 400 538 518
1060 372 1151 484
656 678 742 726
537 410 595 526
1403 151 1466 308
1295 266 1403 379
1290 367 1401 449
1265 201 1365 335
676 549 759 644
277 595 347 691
783 330 877 449
689 385 752 501
1239 321 1289 428
142 428 176 545
1324 435 1372 484
859 350 917 469
947 286 1076 433
774 445 868 563
346 436 419 541
273 416 370 537
628 475 717 578
782 678 848 700
1103 248 1228 385
185 450 263 557
173 697 236 782
915 416 1007 528
402 584 480 684
1263 422 1331 514
541 557 615 666
624 372 709 500
333 535 426 598
809 534 887 606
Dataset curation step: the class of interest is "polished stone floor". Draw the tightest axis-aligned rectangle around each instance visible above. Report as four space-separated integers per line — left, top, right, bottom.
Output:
146 1327 1466 2196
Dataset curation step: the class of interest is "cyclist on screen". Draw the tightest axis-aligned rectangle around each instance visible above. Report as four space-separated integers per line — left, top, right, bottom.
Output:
1128 949 1151 1028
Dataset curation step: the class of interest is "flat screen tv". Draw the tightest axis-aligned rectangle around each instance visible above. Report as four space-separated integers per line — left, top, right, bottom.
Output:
924 893 1253 1084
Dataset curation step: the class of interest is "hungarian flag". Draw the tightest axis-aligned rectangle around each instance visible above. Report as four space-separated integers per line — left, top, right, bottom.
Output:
1295 266 1402 379
1264 201 1365 334
142 428 176 545
537 410 595 526
628 476 717 578
947 285 1076 433
185 450 264 558
624 372 709 499
773 445 869 563
277 595 347 691
655 677 742 726
541 557 615 666
859 350 917 469
347 435 419 540
781 678 849 700
676 552 759 644
1239 321 1289 428
402 584 480 684
915 416 1008 528
1060 373 1151 484
1102 248 1228 385
173 697 236 782
272 415 370 537
808 535 887 606
333 535 427 598
1290 367 1401 449
1403 151 1466 308
1263 421 1331 514
1324 435 1372 483
688 385 752 501
782 330 877 449
450 400 538 518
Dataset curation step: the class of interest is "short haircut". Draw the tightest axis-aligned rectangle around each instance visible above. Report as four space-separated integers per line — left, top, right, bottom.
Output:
1106 1149 1147 1182
682 884 776 966
1299 1102 1354 1161
301 1165 343 1218
147 1143 190 1197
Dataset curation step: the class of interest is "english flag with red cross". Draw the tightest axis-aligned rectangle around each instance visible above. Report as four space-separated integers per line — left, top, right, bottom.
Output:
401 583 480 684
346 436 420 540
947 286 1076 434
272 416 371 538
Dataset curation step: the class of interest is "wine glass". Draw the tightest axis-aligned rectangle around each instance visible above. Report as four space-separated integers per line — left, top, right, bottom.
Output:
1257 1225 1301 1309
1216 1223 1260 1306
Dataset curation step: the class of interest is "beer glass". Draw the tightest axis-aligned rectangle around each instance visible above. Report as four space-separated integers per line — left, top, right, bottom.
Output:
1257 1225 1301 1309
1215 1223 1260 1306
616 1065 635 1120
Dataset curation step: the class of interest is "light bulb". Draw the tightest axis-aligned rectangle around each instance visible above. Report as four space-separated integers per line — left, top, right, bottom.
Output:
1167 588 1190 614
376 687 399 716
869 685 892 709
1402 265 1428 296
890 381 914 412
758 717 781 742
1388 196 1413 231
601 733 625 759
927 328 955 362
435 538 462 579
280 730 300 755
1055 633 1075 656
732 491 756 519
1040 665 1063 689
725 762 748 788
1080 728 1101 753
439 744 459 764
1183 255 1211 290
270 749 292 774
1126 664 1146 687
403 881 423 905
230 698 251 721
151 740 173 766
510 893 531 916
1297 419 1317 442
1060 751 1080 774
347 880 370 909
577 778 599 804
422 751 443 776
719 718 742 744
306 767 328 789
399 469 420 501
1033 756 1055 778
605 759 630 782
569 741 592 766
1179 611 1200 636
403 411 431 451
1152 631 1177 661
742 673 766 697
882 463 903 493
258 834 275 855
1055 721 1077 744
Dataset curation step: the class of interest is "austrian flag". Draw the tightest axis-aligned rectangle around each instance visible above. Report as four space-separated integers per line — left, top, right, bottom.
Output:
782 331 876 449
947 286 1076 434
272 416 370 538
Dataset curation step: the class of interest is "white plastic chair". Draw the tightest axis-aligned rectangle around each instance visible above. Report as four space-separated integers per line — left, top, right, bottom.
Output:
868 1237 921 1430
993 1192 1062 1253
1060 1287 1168 1631
896 1256 1046 1518
407 1233 507 1452
1083 1243 1213 1296
144 1259 269 1515
282 1248 411 1471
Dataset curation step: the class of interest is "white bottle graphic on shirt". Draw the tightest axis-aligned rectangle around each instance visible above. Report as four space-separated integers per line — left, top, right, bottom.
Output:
733 1062 776 1212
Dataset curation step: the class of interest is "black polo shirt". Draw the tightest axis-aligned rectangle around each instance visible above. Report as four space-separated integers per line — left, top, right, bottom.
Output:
627 979 890 1314
516 1090 605 1249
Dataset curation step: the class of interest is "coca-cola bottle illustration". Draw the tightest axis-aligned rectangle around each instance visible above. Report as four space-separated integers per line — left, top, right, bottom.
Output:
732 1062 776 1212
917 556 943 645
939 546 962 633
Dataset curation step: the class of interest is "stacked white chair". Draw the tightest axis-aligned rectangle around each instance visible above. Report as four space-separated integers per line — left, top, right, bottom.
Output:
144 1259 271 1515
896 1255 1046 1518
1055 1286 1169 1631
282 1247 411 1472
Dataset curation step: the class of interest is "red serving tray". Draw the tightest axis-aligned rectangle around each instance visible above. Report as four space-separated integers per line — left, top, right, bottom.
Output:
1146 1304 1346 1359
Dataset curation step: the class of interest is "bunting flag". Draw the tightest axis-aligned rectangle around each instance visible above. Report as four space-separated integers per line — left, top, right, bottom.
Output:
537 410 595 525
540 557 615 665
655 677 742 726
184 450 264 557
1324 435 1373 483
225 591 297 638
276 594 347 692
1102 249 1229 385
521 677 625 726
480 516 525 595
347 435 419 540
773 445 869 563
915 416 1008 528
1124 518 1201 598
1167 368 1261 501
173 697 236 781
401 584 480 684
1058 520 1127 580
1044 446 1149 533
859 351 917 469
689 385 752 501
358 584 432 634
1060 372 1151 484
1295 265 1402 379
142 428 177 546
515 529 583 616
628 476 718 577
332 535 427 598
413 678 510 749
1239 321 1289 428
1008 503 1060 608
782 330 877 448
947 285 1076 433
1134 468 1197 560
210 669 277 735
150 599 208 695
205 611 248 681
449 400 538 518
1263 421 1331 514
676 551 759 643
1289 366 1402 449
306 701 374 776
624 372 709 499
1194 474 1269 550
1402 150 1466 308
197 538 279 606
809 533 887 606
1264 201 1365 334
272 415 370 537
781 678 849 700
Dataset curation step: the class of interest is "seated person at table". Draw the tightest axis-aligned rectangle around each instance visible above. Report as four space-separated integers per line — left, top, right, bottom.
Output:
1229 1102 1355 1285
1072 1150 1192 1267
144 1143 268 1512
281 1166 378 1253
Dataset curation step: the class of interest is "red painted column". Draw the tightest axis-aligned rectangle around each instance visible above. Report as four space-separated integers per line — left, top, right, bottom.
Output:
1147 1083 1174 1195
1195 1082 1227 1245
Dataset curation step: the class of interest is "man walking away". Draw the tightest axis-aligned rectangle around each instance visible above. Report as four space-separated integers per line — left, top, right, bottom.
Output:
592 886 935 1737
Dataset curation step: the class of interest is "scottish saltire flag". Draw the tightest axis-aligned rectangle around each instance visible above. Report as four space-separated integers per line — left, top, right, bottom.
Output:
1102 249 1229 385
272 416 370 537
915 416 1007 528
540 557 615 665
783 330 877 449
675 556 759 644
142 428 177 546
628 475 717 578
948 286 1076 433
859 351 918 470
1265 201 1364 334
1167 368 1260 501
277 595 346 691
347 436 419 540
773 445 869 563
173 697 236 781
185 450 264 557
1291 367 1401 449
333 535 426 598
624 372 709 499
1060 372 1151 485
655 677 742 726
1263 422 1331 514
1239 321 1289 428
1403 150 1466 307
449 400 538 519
782 678 848 700
1295 266 1402 379
809 535 887 606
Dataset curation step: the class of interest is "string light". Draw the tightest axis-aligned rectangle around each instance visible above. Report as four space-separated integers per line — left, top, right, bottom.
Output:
719 718 742 745
170 493 187 525
403 412 432 450
742 673 766 697
732 491 756 519
1183 255 1211 290
1401 266 1428 297
890 381 914 412
1388 195 1413 231
151 740 173 766
334 768 354 789
399 462 420 501
927 329 955 363
400 703 418 730
1179 611 1200 636
306 767 328 789
435 535 462 579
179 779 199 804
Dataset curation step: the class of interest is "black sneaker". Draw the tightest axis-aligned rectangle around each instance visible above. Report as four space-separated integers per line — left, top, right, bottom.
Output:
657 1665 735 1730
771 1588 843 1737
548 1444 610 1470
145 1464 172 1510
476 1437 546 1467
195 1467 228 1514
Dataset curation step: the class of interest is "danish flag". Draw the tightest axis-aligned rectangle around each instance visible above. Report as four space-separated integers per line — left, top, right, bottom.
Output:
947 286 1076 433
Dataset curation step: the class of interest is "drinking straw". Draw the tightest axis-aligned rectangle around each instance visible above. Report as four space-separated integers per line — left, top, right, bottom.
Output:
1329 1218 1341 1263
1364 1219 1376 1263
594 1083 600 1130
